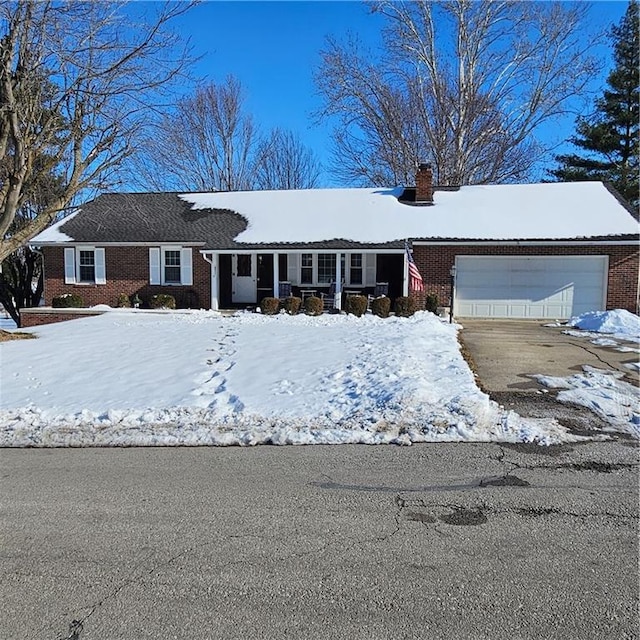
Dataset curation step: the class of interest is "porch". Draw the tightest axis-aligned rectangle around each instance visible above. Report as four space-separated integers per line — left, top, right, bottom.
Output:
201 250 408 311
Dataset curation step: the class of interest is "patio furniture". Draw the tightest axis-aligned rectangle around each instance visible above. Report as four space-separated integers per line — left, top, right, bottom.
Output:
278 281 292 299
300 289 317 301
368 282 389 308
320 282 338 311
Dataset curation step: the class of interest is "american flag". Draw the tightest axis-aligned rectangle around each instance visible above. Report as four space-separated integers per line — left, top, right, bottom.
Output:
405 241 424 293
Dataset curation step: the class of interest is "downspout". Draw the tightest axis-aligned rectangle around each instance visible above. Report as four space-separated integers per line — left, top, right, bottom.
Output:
201 252 219 311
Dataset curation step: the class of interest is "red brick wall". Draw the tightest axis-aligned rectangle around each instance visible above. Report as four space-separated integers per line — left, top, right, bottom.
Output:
412 244 639 313
42 246 211 309
20 310 105 328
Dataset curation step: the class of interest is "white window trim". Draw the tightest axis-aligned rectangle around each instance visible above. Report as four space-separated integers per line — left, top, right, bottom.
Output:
298 252 365 286
64 246 105 285
150 246 193 286
346 253 363 286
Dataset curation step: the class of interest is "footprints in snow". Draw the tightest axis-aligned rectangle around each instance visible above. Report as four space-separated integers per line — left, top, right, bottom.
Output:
191 327 244 413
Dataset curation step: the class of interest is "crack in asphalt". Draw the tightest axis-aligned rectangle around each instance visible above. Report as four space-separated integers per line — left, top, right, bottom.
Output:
396 496 638 525
559 339 629 374
46 533 270 640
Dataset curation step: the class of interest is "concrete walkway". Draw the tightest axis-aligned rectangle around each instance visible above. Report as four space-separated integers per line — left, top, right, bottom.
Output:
459 319 638 393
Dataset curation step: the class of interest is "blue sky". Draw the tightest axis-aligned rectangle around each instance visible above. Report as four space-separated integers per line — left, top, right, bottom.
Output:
168 0 629 186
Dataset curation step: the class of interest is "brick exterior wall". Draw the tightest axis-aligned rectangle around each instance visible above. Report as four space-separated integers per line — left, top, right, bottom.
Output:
412 244 639 313
41 246 211 309
20 309 106 328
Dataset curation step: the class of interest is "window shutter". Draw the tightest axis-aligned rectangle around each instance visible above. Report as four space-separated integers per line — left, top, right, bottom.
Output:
287 253 299 284
94 248 106 284
181 248 193 285
64 248 76 284
364 253 377 286
149 248 160 284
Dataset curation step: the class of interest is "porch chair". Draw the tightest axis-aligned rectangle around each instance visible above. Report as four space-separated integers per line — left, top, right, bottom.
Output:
278 281 292 300
367 282 389 308
320 282 338 311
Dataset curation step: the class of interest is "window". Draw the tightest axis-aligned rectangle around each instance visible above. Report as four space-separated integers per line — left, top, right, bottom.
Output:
350 254 363 285
317 254 336 284
79 250 95 283
164 250 181 284
149 247 193 286
301 253 313 284
64 247 106 285
237 254 252 277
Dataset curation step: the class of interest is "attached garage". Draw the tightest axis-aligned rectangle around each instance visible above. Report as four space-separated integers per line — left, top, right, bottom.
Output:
454 255 608 320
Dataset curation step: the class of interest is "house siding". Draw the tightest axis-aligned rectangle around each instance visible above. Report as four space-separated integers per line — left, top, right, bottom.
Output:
41 246 211 310
412 244 639 314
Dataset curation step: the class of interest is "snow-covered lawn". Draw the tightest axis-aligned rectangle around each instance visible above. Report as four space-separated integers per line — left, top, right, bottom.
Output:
1 310 578 447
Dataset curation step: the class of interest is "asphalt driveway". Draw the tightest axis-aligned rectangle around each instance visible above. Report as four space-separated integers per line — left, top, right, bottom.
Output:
459 319 639 436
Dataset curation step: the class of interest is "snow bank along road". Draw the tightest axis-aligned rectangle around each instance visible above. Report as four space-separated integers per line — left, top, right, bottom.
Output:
1 309 596 447
2 308 638 447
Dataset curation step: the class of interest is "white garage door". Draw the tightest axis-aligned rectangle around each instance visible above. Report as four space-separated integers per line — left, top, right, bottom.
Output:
454 256 607 319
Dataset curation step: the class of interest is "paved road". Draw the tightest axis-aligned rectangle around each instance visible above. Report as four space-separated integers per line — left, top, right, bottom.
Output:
1 443 638 640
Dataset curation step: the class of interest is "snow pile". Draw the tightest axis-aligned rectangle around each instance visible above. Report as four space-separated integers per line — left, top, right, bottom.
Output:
534 366 640 439
566 309 640 343
0 310 579 447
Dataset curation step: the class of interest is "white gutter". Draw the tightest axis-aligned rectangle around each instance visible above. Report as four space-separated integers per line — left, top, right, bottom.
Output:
413 240 638 246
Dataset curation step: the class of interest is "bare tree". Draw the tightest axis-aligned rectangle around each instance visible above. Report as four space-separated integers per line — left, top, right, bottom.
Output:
253 128 322 190
132 78 323 192
316 0 602 186
132 77 257 192
0 1 193 261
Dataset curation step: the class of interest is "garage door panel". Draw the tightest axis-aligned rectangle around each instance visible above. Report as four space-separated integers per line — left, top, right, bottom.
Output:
455 256 606 319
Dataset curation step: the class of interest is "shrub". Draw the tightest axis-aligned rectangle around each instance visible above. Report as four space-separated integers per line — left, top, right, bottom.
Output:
345 294 368 317
260 297 280 315
304 295 323 316
115 293 132 308
149 294 176 309
370 295 391 318
282 296 302 315
395 296 417 317
425 294 439 314
51 293 84 308
175 288 200 309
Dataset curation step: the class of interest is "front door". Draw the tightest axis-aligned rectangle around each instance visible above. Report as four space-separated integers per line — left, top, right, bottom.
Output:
232 254 256 303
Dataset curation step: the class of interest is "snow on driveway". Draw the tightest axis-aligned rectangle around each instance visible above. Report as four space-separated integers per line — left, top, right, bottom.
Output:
1 310 585 447
536 309 640 439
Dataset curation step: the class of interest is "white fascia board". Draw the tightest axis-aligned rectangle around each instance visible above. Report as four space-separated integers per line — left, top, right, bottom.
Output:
200 248 403 255
33 241 206 247
412 240 638 246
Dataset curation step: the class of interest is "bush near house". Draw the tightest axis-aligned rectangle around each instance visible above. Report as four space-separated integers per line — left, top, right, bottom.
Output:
345 294 368 317
395 296 417 317
304 295 323 316
115 293 132 308
51 293 84 308
370 296 391 318
149 294 176 309
282 296 302 315
425 294 439 314
260 297 280 315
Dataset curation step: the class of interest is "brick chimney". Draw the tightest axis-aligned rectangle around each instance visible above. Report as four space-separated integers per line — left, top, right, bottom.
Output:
415 163 434 205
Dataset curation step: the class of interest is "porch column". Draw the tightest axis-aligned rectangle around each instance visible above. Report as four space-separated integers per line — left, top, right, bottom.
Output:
335 252 342 310
210 252 220 311
273 253 280 297
402 251 409 297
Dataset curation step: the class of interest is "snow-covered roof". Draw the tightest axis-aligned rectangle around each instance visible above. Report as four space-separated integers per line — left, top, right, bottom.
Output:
32 181 638 246
181 182 638 243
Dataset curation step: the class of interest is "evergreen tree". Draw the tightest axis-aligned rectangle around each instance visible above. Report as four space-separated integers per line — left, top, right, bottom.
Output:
550 1 639 208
